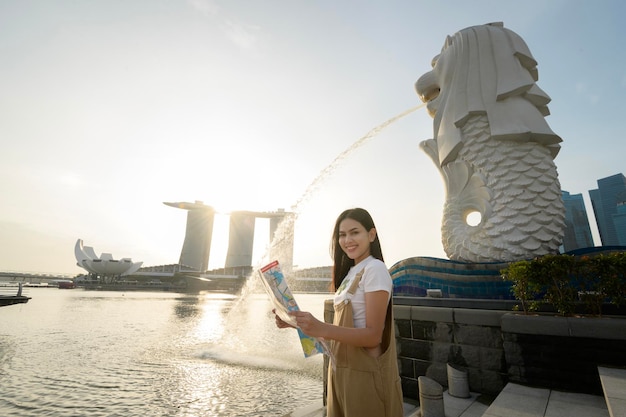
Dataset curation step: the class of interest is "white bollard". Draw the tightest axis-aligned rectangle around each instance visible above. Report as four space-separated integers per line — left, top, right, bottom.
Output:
418 376 445 417
447 363 470 398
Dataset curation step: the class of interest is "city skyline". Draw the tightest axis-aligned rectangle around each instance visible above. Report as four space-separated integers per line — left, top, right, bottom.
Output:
1 1 625 274
562 172 626 252
2 172 624 276
589 173 626 246
561 190 594 253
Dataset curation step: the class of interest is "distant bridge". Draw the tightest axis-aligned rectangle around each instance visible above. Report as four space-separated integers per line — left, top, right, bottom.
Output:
0 271 74 283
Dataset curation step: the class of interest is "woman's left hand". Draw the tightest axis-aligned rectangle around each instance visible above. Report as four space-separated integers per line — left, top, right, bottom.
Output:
289 311 324 338
272 309 295 329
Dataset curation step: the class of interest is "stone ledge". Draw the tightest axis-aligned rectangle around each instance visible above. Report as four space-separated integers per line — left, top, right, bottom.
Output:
394 296 519 311
501 313 626 340
396 305 507 327
407 305 454 323
454 308 507 327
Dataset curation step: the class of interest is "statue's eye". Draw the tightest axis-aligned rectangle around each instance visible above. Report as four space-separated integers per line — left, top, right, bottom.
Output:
431 54 440 69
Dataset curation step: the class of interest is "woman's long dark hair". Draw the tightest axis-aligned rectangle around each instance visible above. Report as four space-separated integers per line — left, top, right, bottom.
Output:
330 208 384 291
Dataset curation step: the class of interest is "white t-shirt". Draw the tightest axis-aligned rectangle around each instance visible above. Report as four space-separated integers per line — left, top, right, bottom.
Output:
333 256 392 329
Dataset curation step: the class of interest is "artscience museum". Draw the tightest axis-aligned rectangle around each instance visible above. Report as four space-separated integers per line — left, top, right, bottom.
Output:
74 239 143 277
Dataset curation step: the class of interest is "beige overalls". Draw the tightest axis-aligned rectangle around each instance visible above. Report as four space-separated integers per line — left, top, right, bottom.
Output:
326 270 404 417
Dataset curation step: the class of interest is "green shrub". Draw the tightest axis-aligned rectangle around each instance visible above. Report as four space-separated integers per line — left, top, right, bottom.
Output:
502 252 626 316
502 260 542 314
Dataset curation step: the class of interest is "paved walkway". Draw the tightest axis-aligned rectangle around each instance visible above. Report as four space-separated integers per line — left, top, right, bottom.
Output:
480 383 608 417
599 366 626 417
286 363 626 417
285 383 610 417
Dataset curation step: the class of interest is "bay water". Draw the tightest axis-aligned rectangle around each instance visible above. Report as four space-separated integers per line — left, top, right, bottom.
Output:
0 287 330 416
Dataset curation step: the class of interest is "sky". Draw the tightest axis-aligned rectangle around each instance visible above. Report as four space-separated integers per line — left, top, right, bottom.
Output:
1 0 625 276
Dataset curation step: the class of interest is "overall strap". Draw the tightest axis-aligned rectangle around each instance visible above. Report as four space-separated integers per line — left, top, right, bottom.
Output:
347 269 365 295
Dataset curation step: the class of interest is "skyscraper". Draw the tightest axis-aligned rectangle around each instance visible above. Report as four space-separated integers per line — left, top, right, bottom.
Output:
165 202 293 271
589 173 626 246
164 201 216 271
613 197 626 246
561 191 594 251
224 210 293 270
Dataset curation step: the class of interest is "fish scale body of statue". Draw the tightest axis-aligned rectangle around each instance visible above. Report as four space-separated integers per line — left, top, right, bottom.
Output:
415 22 565 262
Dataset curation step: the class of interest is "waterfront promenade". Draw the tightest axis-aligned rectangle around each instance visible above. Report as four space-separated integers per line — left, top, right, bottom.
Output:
286 374 626 417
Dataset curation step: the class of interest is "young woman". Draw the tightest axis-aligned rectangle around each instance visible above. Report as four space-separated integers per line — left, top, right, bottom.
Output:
273 208 403 417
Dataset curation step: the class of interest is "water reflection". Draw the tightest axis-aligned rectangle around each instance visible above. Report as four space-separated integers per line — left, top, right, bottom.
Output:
174 296 201 319
0 289 327 416
188 294 232 345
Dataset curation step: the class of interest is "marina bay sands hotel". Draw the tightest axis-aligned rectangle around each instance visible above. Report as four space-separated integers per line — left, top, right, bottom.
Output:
164 201 294 272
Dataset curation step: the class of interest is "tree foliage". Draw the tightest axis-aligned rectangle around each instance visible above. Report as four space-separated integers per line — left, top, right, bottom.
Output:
502 253 626 316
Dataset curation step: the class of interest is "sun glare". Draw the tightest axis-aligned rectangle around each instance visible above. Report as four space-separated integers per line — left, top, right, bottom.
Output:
206 214 272 270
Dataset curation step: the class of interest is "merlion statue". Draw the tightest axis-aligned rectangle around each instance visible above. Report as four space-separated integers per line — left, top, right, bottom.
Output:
415 22 565 262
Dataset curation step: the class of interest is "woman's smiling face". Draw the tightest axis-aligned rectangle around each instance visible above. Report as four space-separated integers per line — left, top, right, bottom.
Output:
338 218 376 264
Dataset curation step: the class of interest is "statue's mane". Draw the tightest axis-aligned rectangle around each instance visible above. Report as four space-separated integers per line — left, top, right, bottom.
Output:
433 22 561 166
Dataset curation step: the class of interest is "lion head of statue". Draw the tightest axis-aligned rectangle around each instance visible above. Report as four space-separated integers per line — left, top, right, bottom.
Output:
415 22 562 167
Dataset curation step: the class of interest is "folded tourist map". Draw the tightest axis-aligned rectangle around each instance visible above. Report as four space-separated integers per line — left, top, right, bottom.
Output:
258 260 335 367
